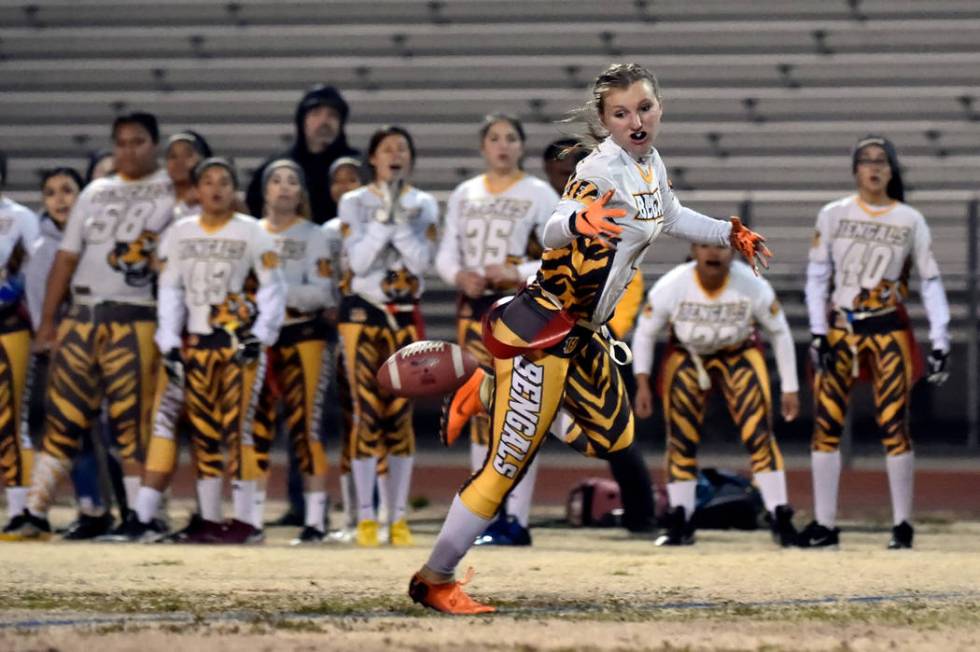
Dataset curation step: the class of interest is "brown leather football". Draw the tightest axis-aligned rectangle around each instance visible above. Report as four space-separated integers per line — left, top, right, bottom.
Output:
376 340 479 398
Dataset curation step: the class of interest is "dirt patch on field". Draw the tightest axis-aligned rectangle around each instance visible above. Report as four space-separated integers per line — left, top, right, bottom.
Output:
1 513 978 651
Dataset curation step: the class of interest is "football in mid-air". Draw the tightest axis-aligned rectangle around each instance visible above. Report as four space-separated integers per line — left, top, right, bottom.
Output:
377 340 478 398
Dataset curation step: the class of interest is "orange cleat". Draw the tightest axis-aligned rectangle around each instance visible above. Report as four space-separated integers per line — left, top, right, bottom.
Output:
439 368 488 447
409 567 496 615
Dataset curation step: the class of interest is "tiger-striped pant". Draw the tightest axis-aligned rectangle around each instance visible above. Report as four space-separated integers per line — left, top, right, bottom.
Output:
660 346 784 482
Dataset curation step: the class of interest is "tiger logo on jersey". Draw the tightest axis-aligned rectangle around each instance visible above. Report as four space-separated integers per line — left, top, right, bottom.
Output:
209 292 257 331
562 179 599 203
381 268 420 301
107 230 157 287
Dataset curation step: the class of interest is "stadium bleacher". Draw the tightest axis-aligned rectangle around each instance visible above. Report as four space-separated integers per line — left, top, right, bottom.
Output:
1 0 978 344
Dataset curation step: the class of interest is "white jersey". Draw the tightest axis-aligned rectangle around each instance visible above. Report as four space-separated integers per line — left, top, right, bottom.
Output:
806 194 950 349
0 196 39 277
539 137 732 326
632 260 798 392
60 169 175 303
339 184 438 305
435 173 557 287
260 218 335 323
155 212 286 352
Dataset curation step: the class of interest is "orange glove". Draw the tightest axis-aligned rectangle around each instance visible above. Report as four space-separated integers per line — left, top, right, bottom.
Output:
571 189 626 249
729 216 772 275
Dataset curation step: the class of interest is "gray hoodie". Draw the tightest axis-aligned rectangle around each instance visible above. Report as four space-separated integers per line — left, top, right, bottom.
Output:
24 214 63 330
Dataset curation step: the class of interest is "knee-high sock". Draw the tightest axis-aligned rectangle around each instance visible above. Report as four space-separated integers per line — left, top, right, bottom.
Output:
304 490 327 530
231 479 256 525
376 471 390 525
340 472 356 528
811 450 841 528
505 455 539 527
252 489 267 529
27 453 71 517
70 450 104 512
197 476 223 523
886 451 914 525
469 443 488 473
123 476 141 511
426 494 493 576
5 487 29 519
387 454 413 524
754 470 789 514
666 480 697 522
351 457 378 523
607 445 656 531
135 486 163 524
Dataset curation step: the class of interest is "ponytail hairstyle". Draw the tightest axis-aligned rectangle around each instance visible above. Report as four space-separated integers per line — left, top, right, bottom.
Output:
561 63 663 152
852 134 905 202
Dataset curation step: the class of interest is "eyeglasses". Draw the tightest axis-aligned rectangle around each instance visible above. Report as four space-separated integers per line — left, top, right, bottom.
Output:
856 158 889 168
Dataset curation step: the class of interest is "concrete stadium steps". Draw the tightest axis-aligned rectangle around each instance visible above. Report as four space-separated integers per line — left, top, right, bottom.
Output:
3 19 980 60
4 120 979 161
2 0 979 29
4 52 980 91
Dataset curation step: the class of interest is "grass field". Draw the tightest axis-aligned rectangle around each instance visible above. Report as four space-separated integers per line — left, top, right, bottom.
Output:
2 504 978 651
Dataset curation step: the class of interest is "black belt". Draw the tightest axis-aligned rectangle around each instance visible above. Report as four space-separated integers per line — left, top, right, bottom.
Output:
68 302 156 323
832 309 904 335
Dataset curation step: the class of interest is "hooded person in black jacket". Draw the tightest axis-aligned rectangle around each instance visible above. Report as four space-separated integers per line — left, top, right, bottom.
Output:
246 85 359 224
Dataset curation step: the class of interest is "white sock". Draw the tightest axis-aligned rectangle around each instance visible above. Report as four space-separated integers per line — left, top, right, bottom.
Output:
27 453 71 517
135 486 163 524
78 496 106 517
340 472 356 528
387 455 414 524
196 476 224 523
666 480 697 521
5 487 29 519
886 451 914 526
351 457 378 523
811 450 842 528
252 489 266 529
123 475 141 511
377 472 390 525
506 455 539 527
305 490 327 530
469 443 488 473
426 494 493 576
754 470 789 514
232 480 256 525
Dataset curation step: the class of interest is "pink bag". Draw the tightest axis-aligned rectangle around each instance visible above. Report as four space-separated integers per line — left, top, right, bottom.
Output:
566 477 623 527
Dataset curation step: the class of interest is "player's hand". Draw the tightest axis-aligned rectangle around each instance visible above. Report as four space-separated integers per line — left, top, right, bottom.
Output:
729 217 772 275
809 334 833 373
926 349 949 385
31 320 57 353
162 348 185 387
456 270 487 298
633 380 655 419
781 392 799 422
484 263 521 289
571 189 625 249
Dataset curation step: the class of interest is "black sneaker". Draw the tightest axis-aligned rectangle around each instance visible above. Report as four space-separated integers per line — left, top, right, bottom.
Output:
796 520 840 548
887 521 914 549
654 506 695 546
268 510 304 527
169 514 225 544
221 519 264 544
290 526 326 545
97 511 164 542
474 514 532 546
63 512 115 540
0 509 53 541
770 505 798 547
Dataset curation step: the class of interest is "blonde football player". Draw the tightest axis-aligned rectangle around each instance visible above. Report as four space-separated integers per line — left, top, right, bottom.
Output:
337 126 438 547
435 114 557 545
409 63 770 614
800 135 950 549
144 158 286 543
632 244 800 546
